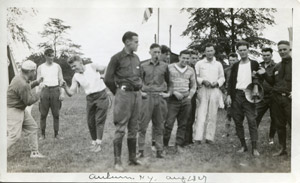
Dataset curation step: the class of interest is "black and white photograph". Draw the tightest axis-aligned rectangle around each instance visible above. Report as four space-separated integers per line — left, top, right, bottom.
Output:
0 0 300 182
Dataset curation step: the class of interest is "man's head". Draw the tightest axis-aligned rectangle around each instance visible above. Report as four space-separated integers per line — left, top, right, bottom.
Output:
189 49 199 65
277 40 291 59
178 50 191 67
161 45 171 63
21 60 37 81
149 43 161 61
122 31 139 52
261 47 273 63
236 40 250 60
67 55 84 73
228 53 238 65
203 43 215 60
44 48 55 63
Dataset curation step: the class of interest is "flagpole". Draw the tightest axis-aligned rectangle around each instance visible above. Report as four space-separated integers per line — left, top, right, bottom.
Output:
157 8 160 44
169 25 172 49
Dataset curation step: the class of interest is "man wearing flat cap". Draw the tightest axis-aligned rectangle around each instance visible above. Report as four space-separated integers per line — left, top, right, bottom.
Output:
7 60 45 158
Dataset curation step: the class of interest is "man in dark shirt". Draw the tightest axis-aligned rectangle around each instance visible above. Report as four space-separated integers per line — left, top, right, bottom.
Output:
104 31 142 171
7 60 45 158
137 43 170 159
255 48 276 145
257 40 292 156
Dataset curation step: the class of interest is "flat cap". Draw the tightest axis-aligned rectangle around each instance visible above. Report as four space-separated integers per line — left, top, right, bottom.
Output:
21 60 37 70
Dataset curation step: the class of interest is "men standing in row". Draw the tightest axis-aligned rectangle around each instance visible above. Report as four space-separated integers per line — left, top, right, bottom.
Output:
62 56 109 153
163 50 196 152
104 31 142 171
227 41 260 156
138 43 169 159
255 48 276 144
257 40 292 156
193 44 225 144
37 48 65 140
7 60 45 158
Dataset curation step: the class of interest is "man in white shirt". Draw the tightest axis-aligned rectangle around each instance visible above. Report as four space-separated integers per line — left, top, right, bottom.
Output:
37 48 64 140
193 44 225 144
62 56 109 152
227 41 260 156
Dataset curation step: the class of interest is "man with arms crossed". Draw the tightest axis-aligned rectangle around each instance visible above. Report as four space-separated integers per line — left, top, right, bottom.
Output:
104 31 143 171
62 56 109 152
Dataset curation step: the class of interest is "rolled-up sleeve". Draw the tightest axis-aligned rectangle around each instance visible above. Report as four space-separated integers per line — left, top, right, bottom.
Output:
17 84 39 106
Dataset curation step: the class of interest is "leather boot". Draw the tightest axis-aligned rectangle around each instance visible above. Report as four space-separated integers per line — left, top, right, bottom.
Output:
114 139 124 171
273 130 287 156
127 138 142 166
237 138 248 153
156 150 164 158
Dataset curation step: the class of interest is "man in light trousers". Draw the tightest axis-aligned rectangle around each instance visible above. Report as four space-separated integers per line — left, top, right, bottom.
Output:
193 43 225 144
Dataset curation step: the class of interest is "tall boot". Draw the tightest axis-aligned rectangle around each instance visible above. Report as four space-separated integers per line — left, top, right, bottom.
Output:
127 138 142 166
163 137 169 147
251 141 260 157
237 138 248 153
114 139 124 171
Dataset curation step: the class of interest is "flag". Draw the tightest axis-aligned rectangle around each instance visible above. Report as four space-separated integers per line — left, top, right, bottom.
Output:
142 8 153 23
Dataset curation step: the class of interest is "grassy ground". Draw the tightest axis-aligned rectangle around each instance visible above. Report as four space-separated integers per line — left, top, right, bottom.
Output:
7 93 291 173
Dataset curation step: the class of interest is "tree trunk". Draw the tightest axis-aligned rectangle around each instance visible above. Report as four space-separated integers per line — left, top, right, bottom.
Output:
230 8 236 53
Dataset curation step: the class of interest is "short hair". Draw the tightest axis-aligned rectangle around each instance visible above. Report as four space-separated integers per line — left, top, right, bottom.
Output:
44 48 54 56
277 40 290 46
187 49 198 55
203 43 215 50
236 40 250 49
150 43 161 50
67 55 82 65
122 31 138 43
179 49 191 56
161 45 170 54
261 47 273 53
228 53 238 58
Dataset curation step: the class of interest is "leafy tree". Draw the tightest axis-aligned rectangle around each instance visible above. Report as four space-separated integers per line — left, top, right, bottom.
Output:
7 7 37 49
182 8 277 56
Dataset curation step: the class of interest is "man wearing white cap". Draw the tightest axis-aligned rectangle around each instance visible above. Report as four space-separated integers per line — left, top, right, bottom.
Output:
7 60 45 158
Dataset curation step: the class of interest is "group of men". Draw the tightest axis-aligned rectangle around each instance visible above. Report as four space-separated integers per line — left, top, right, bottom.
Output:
7 31 292 171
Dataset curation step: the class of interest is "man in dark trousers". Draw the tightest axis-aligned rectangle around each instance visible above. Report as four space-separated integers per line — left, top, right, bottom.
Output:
255 47 276 145
184 49 199 146
163 49 196 152
257 40 292 156
104 31 142 171
137 43 170 159
227 40 260 156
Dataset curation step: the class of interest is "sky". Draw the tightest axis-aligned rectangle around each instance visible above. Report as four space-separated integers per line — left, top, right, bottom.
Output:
9 8 293 65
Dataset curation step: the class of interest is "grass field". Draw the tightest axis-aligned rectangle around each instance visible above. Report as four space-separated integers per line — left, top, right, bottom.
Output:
7 92 291 173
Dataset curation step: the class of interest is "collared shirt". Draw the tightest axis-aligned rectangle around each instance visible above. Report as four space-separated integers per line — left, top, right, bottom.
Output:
265 57 292 94
141 59 169 92
73 63 106 95
259 60 276 94
104 48 142 94
195 57 225 87
168 63 196 98
7 74 39 110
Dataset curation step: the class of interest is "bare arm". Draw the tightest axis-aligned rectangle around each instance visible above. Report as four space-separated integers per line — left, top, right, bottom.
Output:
63 76 78 97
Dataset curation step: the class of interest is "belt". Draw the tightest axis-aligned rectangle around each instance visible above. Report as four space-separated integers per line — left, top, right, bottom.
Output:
274 91 290 97
45 85 59 88
118 84 139 92
145 91 162 95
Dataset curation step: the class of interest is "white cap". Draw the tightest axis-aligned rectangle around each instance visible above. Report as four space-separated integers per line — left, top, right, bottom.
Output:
21 60 37 70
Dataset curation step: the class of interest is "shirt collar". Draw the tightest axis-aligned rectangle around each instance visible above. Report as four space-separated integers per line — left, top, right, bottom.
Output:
203 57 216 63
261 60 275 68
120 48 134 57
149 59 160 65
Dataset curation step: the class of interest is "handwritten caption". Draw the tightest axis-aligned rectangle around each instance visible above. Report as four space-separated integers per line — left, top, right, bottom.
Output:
89 172 207 183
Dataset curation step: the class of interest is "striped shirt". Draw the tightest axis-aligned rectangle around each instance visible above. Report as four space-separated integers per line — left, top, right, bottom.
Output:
168 63 196 98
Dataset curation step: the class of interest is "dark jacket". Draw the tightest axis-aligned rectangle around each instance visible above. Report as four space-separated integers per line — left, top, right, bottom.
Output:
227 59 260 100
